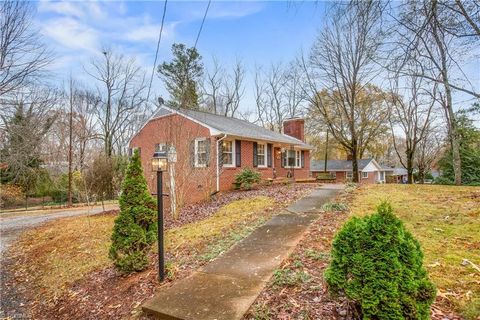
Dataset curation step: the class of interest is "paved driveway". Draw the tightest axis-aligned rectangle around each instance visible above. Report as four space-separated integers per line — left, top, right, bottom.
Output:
0 204 118 255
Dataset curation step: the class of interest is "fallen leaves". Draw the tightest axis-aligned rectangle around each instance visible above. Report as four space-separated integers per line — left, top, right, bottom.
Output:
1 183 317 320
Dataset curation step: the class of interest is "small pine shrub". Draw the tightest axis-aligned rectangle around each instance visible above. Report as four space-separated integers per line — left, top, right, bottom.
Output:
109 150 157 273
234 167 261 190
324 201 436 320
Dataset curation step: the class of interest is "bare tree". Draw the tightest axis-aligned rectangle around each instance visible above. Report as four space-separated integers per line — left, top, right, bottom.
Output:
0 1 52 97
415 123 445 183
439 1 480 38
85 50 147 157
302 1 387 182
254 62 305 132
393 0 477 184
202 58 245 117
284 62 306 118
222 59 245 117
388 73 436 184
203 57 223 114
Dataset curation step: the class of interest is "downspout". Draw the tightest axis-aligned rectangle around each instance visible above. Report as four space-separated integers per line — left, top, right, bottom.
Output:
216 134 228 192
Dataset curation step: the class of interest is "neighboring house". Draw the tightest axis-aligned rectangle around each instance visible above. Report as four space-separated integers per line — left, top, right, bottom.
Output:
385 167 408 183
310 158 392 184
129 106 313 206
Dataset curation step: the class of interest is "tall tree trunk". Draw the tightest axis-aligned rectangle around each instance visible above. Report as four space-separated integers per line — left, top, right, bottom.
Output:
418 166 425 184
324 130 329 172
407 150 414 184
351 146 359 183
446 98 462 185
431 0 462 185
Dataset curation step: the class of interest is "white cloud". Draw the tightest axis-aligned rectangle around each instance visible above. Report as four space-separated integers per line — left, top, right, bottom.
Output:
207 2 264 19
42 17 99 53
124 22 176 43
38 0 85 19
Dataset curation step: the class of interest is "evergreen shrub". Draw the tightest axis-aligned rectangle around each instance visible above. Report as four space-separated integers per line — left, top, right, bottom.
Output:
325 201 436 319
109 150 157 272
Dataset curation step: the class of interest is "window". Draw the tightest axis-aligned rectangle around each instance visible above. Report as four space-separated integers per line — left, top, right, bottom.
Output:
154 143 167 157
283 150 301 168
222 140 234 167
330 171 337 179
195 138 207 167
362 171 368 179
346 171 353 179
257 143 266 167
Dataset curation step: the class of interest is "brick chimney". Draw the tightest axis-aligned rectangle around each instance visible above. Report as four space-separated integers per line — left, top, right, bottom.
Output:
283 118 305 142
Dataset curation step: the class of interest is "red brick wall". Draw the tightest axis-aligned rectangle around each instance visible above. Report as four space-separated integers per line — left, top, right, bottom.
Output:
130 114 216 206
283 119 305 142
130 115 311 207
360 171 377 184
218 140 276 191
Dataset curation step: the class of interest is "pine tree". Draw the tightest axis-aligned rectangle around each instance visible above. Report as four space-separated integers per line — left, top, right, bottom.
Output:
325 201 436 319
109 150 157 272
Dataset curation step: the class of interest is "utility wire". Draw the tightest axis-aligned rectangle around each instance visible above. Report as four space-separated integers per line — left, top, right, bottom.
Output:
146 0 168 104
194 0 211 49
179 0 211 109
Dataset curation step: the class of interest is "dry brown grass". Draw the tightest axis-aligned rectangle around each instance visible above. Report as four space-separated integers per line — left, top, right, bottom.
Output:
9 212 114 299
8 197 275 301
350 184 480 319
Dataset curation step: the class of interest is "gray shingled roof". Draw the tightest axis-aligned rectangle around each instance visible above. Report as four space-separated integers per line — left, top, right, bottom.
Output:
310 159 375 171
380 164 395 171
154 107 312 148
393 167 408 175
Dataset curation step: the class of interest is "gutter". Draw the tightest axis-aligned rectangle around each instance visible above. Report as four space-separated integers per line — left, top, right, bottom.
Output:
216 134 228 192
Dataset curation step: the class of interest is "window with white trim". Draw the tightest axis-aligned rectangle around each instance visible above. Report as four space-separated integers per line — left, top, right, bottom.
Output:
195 138 207 167
222 140 234 167
283 150 301 168
362 171 368 179
257 143 267 167
346 171 353 179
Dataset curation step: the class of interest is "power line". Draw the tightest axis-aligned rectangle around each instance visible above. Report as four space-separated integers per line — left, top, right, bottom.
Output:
146 0 168 104
194 0 211 49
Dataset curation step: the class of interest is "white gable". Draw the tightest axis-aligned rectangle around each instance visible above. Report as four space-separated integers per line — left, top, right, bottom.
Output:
362 160 381 172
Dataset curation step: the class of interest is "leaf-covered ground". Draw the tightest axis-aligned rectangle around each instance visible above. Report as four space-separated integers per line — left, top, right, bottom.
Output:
350 184 480 319
1 183 316 320
246 184 479 320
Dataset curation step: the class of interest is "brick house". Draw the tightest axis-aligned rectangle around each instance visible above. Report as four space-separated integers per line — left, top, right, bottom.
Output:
129 106 313 207
310 158 392 184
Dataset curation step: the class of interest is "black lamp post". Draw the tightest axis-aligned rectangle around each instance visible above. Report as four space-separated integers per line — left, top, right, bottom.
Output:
151 157 167 282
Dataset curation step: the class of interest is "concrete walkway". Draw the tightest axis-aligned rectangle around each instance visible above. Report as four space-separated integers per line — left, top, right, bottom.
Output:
143 185 343 320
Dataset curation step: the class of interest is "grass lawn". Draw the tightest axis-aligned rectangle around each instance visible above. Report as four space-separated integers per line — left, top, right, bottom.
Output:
8 196 275 301
4 184 316 319
350 184 480 319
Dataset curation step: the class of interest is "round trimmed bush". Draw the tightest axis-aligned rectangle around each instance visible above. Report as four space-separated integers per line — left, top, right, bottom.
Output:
324 201 436 319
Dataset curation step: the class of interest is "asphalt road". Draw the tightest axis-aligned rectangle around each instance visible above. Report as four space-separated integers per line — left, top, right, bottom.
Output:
0 204 118 255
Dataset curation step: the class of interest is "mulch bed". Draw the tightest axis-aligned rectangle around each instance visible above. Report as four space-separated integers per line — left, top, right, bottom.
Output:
244 191 465 320
1 183 317 320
